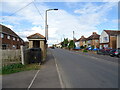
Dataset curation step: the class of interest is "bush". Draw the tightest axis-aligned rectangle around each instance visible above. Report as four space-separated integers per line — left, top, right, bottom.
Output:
83 49 88 52
80 46 84 49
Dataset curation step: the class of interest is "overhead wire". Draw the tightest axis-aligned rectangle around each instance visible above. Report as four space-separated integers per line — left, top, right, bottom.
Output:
32 1 44 21
2 0 45 29
3 1 33 18
2 0 45 23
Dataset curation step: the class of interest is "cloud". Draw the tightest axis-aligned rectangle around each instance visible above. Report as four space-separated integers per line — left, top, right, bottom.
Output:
112 19 120 23
1 1 118 45
16 26 45 41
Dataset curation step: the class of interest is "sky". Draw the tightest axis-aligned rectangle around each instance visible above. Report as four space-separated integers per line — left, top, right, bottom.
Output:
0 0 119 46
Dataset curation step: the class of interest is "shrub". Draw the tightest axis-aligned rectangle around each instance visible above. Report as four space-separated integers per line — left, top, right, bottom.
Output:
80 46 84 49
83 49 88 52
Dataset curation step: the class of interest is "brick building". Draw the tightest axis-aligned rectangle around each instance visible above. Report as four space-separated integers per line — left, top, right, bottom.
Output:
0 24 24 49
100 30 120 49
27 33 47 60
79 36 87 47
87 32 100 48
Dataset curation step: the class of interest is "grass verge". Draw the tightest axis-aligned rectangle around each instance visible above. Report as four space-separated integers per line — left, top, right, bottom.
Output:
0 63 40 75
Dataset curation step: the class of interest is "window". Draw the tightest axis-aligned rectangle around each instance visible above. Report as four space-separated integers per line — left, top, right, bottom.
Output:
95 40 98 42
104 37 108 41
2 44 7 49
13 37 16 41
88 40 91 43
1 33 4 38
104 44 108 48
17 38 19 41
13 45 16 49
7 35 10 39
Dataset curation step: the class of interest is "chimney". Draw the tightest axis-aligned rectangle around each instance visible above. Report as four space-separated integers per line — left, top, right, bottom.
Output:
81 35 84 38
93 32 97 35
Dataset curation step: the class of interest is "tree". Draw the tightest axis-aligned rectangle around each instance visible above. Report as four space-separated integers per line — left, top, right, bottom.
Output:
68 40 76 49
64 38 69 47
61 38 69 47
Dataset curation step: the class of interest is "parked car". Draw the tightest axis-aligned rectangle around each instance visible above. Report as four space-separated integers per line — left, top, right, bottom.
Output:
109 49 116 57
49 46 55 49
115 48 120 58
93 48 100 51
73 47 81 50
97 49 112 55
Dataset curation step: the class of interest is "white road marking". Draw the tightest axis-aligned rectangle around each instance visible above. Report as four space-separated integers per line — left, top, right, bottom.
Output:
27 70 40 89
52 53 65 88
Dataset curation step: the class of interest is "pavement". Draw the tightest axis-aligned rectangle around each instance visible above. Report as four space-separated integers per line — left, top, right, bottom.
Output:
2 49 61 89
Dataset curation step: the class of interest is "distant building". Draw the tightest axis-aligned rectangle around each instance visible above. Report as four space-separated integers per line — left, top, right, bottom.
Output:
87 32 100 48
75 39 80 47
79 36 87 47
55 43 62 48
100 30 120 49
0 24 24 49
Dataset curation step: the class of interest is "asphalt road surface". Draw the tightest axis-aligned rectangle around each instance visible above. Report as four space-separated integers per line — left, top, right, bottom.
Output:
51 48 118 88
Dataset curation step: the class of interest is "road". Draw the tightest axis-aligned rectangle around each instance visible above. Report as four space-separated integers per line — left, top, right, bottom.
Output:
51 48 118 88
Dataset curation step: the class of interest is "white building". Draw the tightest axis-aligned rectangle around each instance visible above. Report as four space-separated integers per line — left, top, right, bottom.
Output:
100 30 120 49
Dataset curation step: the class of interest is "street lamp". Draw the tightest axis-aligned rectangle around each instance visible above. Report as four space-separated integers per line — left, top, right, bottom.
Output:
45 9 58 40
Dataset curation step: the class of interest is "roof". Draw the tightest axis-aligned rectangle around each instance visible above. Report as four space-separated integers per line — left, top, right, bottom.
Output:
79 36 87 41
75 39 80 42
27 33 45 39
87 32 100 40
73 38 77 42
0 24 24 41
0 24 19 37
104 30 120 36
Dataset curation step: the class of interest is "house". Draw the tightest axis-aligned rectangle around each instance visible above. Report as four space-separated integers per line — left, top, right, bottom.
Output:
79 36 87 47
117 33 120 48
55 43 62 48
100 30 120 49
0 24 24 49
87 32 100 48
27 33 47 60
75 39 80 48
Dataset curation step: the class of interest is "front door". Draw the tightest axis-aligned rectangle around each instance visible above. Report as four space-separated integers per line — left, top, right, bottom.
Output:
33 41 40 48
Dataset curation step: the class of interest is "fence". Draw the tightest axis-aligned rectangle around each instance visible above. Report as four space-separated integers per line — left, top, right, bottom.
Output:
2 49 21 66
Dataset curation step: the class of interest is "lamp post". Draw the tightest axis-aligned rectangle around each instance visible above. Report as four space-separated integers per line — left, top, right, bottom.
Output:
45 9 58 40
